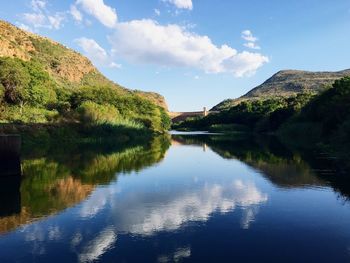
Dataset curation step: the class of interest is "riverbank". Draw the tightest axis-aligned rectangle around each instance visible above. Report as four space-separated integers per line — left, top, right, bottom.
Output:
0 122 161 146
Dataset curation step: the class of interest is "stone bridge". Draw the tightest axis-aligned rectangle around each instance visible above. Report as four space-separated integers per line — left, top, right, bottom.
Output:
169 107 219 123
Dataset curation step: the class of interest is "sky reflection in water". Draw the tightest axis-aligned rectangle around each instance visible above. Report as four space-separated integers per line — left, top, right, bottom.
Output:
1 135 350 262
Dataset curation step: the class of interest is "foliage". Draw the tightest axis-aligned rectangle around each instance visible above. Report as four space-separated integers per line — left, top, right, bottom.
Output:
174 93 315 133
0 21 170 133
0 57 170 132
77 101 120 125
0 57 31 105
211 69 349 111
18 134 170 219
295 77 350 135
0 134 170 233
280 77 350 144
176 77 350 154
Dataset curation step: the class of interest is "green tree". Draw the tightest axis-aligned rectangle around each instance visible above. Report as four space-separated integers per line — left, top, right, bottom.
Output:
0 57 30 111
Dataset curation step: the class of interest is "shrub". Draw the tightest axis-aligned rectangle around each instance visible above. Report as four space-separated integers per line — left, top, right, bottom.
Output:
0 57 171 132
77 101 120 125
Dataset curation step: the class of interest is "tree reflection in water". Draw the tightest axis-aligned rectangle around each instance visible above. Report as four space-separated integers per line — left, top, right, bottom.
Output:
172 134 350 199
0 135 171 233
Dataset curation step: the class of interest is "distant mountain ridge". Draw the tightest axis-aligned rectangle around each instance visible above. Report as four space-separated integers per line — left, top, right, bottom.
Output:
212 69 350 111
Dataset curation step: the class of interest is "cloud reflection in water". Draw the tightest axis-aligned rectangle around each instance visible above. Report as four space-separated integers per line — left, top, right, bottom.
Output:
104 179 268 235
78 227 117 263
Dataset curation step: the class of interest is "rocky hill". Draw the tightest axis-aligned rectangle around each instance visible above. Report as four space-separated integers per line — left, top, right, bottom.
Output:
212 69 350 111
0 20 171 132
0 20 167 109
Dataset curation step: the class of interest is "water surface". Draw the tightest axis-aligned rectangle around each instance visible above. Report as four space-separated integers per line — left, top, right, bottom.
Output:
1 134 350 262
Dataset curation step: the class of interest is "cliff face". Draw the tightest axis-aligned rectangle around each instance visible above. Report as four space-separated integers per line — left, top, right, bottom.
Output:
212 69 350 111
0 20 167 109
0 20 96 83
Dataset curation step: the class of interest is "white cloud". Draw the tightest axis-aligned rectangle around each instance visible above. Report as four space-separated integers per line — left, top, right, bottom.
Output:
70 5 83 22
23 12 46 25
241 30 258 42
242 30 263 51
75 37 121 69
165 0 193 10
222 51 268 77
244 42 261 50
109 62 121 69
31 0 46 11
154 8 161 16
76 0 117 28
21 0 65 30
108 19 268 77
48 14 65 30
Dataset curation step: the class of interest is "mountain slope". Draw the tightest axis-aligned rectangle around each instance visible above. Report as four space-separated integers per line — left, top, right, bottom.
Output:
0 20 167 109
244 69 350 98
0 20 170 132
212 69 350 111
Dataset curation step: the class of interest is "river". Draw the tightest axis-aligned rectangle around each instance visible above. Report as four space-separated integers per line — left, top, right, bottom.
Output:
0 133 350 262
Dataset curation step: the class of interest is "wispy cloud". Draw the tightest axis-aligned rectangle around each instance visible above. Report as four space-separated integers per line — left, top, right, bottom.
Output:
244 42 261 50
20 0 65 31
70 5 83 23
154 8 161 16
163 0 193 10
242 30 258 42
75 37 121 69
242 30 262 50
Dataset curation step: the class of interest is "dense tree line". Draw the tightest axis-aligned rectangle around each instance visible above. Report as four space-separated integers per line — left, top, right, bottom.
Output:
174 77 350 146
174 92 314 132
0 57 171 132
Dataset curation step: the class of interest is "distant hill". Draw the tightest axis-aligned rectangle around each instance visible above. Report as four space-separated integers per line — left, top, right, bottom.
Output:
212 69 350 111
0 20 167 109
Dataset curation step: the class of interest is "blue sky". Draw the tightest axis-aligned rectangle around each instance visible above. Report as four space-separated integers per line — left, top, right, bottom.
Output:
1 0 350 111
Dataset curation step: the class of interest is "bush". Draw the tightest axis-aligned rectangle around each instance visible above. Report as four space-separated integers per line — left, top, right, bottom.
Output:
77 101 120 125
0 57 170 132
175 93 315 133
0 105 59 123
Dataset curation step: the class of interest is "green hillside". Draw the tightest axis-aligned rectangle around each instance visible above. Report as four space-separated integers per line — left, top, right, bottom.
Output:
0 20 170 134
212 69 350 111
174 76 350 156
